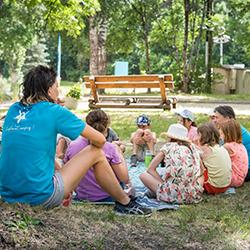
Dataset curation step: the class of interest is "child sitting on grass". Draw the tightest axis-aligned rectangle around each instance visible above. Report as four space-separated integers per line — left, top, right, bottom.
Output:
219 119 248 187
176 109 198 143
130 114 156 167
64 109 133 202
140 123 204 204
105 114 126 153
197 122 232 194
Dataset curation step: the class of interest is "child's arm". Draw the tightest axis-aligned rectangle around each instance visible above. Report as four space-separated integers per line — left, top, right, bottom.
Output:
130 132 136 143
81 124 105 148
147 151 165 182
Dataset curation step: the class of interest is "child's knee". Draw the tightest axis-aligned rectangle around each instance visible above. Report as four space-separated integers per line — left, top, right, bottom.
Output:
136 128 144 135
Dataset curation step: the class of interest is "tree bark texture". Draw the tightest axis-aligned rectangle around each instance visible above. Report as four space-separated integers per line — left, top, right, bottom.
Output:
89 15 108 94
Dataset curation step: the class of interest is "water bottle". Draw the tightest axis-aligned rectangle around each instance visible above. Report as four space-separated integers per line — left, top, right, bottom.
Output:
144 150 152 168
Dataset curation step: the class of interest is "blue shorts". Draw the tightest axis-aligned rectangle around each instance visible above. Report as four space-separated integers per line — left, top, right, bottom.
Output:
42 172 65 209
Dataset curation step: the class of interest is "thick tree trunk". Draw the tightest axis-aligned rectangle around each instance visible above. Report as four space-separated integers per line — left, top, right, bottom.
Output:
89 15 108 94
89 16 99 76
97 18 108 75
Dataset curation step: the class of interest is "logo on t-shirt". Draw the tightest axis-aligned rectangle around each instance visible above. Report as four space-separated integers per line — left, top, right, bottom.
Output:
15 110 28 124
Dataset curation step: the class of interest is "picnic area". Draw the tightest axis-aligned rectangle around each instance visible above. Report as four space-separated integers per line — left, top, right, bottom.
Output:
1 1 250 249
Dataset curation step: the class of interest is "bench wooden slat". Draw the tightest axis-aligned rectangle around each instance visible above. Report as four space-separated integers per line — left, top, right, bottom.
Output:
84 74 173 82
85 82 174 89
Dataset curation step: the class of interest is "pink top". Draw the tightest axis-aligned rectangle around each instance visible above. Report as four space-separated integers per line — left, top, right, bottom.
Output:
188 126 198 143
225 142 248 187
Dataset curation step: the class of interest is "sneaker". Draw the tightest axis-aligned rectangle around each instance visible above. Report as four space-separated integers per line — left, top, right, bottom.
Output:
130 154 137 167
114 197 152 216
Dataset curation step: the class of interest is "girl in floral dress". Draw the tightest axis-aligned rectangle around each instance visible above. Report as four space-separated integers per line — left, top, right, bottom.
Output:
140 123 204 204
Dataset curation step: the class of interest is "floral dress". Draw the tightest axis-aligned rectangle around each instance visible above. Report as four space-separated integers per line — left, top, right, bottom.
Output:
157 142 204 204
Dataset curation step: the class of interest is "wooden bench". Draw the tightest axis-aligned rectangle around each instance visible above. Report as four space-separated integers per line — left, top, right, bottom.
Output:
83 74 176 110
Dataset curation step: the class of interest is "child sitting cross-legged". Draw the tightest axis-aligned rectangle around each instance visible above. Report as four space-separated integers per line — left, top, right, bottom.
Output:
197 122 232 194
140 123 204 204
219 119 248 187
130 114 156 167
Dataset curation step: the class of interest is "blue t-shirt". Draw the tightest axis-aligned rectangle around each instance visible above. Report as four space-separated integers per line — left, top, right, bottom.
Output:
241 126 250 169
0 101 85 205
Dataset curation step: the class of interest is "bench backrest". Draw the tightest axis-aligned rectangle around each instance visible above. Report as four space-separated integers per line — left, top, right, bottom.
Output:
83 74 174 104
84 74 174 89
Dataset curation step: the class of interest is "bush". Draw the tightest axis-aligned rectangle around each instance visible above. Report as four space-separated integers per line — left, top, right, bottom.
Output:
66 83 82 100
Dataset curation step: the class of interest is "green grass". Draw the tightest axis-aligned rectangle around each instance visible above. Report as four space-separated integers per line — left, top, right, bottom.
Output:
106 111 250 142
2 188 250 249
60 80 77 87
1 96 250 248
194 93 250 101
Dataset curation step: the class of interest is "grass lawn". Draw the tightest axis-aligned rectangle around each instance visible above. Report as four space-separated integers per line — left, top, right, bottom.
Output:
1 184 250 249
1 110 250 249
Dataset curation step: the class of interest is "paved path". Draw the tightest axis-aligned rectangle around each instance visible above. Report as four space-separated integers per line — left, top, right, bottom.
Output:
77 96 250 115
1 96 250 115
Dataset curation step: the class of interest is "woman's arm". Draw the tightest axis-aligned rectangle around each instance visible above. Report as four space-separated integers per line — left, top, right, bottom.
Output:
80 124 105 148
147 151 165 182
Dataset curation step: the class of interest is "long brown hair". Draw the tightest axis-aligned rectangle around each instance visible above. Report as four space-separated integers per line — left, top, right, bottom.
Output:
197 122 220 146
219 119 242 143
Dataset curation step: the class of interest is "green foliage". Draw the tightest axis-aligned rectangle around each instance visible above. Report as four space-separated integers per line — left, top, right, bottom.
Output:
4 212 41 231
1 0 250 94
66 83 82 100
22 36 50 75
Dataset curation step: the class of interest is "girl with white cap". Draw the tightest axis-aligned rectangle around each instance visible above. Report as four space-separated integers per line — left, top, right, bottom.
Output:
176 109 198 143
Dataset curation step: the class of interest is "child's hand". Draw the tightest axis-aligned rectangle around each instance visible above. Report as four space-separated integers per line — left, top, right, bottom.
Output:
143 130 155 142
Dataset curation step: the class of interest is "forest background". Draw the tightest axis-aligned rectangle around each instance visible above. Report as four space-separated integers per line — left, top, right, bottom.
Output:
0 0 250 100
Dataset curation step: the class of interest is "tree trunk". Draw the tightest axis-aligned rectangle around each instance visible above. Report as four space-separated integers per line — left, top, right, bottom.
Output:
144 31 151 93
97 18 108 75
189 0 206 76
182 0 190 93
89 16 99 76
205 0 213 93
89 15 108 94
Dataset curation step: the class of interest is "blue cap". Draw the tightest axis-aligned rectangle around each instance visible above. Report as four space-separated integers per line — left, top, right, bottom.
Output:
136 114 150 125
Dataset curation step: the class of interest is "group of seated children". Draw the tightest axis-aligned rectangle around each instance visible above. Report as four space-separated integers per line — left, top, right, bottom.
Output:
56 106 249 207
